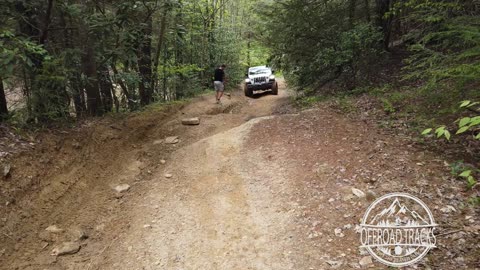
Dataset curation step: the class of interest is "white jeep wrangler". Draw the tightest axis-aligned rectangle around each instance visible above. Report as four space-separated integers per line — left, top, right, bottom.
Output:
244 66 278 97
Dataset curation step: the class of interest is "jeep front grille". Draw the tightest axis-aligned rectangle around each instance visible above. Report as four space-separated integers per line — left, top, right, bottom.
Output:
253 77 268 84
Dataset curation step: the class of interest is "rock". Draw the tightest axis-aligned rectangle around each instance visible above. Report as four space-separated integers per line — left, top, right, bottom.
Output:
325 260 343 268
45 225 64 233
72 141 81 149
334 228 345 237
153 140 163 145
143 224 152 229
164 136 179 144
164 173 173 179
95 224 105 231
51 242 80 256
359 256 373 267
3 164 11 178
181 117 200 126
69 227 89 241
160 160 166 164
455 256 465 264
349 262 361 269
440 205 456 213
352 188 366 198
38 231 56 242
114 184 130 193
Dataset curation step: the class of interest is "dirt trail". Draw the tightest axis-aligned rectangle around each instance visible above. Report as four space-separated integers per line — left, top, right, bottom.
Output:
1 81 478 270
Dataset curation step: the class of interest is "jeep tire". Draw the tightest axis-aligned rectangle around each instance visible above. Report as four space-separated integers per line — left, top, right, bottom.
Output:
244 85 253 97
271 82 278 95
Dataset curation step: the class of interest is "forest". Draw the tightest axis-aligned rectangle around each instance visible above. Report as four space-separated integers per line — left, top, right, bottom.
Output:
0 0 268 123
0 0 479 128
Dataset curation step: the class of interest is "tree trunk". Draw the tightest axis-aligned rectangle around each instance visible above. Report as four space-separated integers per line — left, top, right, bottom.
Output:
39 0 54 45
137 16 153 106
82 38 102 116
375 0 393 50
152 9 168 94
111 63 134 110
62 11 86 118
349 0 357 27
0 78 8 119
98 65 113 113
162 44 168 101
364 0 371 23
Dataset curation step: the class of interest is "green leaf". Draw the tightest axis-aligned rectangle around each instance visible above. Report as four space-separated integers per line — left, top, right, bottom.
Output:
467 176 476 189
444 130 451 140
467 101 479 108
470 116 480 126
435 126 446 138
460 100 471 108
459 170 472 177
456 126 469 134
459 117 471 127
422 128 432 135
476 133 480 139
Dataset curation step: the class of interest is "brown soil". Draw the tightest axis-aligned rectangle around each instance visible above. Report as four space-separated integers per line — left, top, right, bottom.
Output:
0 81 478 270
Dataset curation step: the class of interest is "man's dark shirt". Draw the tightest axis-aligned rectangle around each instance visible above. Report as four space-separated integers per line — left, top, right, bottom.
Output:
214 68 225 82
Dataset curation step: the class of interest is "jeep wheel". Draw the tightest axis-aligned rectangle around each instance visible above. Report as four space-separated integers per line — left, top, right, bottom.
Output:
271 82 278 95
244 85 253 97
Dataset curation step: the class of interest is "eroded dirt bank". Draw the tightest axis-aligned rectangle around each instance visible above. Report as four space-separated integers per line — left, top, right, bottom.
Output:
1 81 478 270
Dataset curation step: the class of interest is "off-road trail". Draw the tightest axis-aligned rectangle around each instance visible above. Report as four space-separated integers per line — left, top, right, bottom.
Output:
1 81 478 269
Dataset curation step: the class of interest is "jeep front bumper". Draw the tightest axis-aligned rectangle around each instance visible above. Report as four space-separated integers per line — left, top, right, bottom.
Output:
246 81 275 91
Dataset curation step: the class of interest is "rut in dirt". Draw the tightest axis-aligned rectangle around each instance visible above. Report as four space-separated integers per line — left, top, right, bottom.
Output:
1 84 296 270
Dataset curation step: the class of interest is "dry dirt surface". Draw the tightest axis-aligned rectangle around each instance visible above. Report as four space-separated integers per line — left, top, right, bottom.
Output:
0 81 479 270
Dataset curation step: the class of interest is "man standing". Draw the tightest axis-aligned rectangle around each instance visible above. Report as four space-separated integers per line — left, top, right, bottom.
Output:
213 64 226 104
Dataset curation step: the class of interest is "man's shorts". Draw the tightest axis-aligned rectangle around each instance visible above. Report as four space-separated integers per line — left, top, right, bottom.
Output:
214 81 224 92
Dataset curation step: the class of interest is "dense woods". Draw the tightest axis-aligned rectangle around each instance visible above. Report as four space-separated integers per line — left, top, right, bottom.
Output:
261 0 480 99
0 0 265 122
0 0 479 125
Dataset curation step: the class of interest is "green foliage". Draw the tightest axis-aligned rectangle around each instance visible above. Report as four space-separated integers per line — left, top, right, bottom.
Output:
260 0 384 91
0 31 49 77
422 100 480 190
294 95 323 108
401 0 480 105
381 98 395 114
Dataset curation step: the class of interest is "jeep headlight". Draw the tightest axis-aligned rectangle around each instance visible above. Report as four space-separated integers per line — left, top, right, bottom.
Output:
269 75 275 80
245 78 251 83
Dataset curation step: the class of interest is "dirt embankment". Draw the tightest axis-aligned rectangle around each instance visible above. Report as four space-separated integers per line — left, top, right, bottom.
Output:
1 80 479 270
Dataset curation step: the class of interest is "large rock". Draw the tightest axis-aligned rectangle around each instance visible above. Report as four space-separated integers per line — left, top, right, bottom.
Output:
164 136 179 144
51 242 80 256
352 187 366 198
45 225 64 233
181 117 200 126
3 164 11 178
359 256 373 268
114 184 131 193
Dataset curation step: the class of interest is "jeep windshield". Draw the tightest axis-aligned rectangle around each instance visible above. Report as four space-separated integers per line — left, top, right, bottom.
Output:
249 68 270 76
